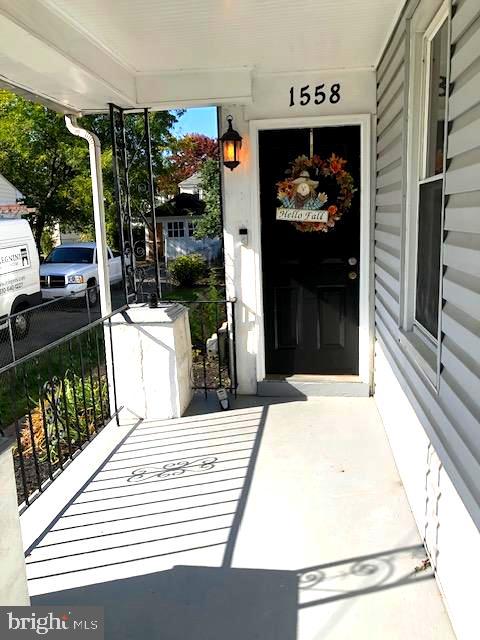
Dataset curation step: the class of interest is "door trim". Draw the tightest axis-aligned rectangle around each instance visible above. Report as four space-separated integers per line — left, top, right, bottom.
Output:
249 114 374 388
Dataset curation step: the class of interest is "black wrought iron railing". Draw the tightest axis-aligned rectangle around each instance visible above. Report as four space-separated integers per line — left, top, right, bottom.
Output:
0 296 238 510
164 298 238 396
0 308 125 511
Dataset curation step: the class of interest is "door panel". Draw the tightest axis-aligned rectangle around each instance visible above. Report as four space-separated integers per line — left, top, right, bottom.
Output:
260 125 360 375
274 287 299 349
317 286 346 349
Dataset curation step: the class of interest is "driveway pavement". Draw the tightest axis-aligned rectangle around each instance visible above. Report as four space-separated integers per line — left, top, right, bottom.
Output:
0 290 126 369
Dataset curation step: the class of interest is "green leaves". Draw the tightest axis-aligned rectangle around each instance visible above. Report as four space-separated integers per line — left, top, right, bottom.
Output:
169 253 207 287
194 158 222 239
0 90 90 245
0 91 180 249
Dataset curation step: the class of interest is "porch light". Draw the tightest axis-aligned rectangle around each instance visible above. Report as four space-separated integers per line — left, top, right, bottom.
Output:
221 115 242 170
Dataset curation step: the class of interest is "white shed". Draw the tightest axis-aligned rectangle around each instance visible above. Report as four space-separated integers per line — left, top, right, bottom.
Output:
154 192 221 265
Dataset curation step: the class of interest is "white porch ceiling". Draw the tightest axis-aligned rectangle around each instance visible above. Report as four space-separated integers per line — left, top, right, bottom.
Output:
0 0 406 112
43 0 403 73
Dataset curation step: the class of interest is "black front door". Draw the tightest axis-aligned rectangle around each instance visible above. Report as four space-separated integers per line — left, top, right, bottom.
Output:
260 125 360 375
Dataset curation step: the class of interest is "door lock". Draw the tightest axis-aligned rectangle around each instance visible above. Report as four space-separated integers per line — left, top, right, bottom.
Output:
348 257 358 266
348 271 358 280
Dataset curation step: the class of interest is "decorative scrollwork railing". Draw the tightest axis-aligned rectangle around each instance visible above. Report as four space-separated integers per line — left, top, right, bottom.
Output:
109 104 161 302
3 312 124 511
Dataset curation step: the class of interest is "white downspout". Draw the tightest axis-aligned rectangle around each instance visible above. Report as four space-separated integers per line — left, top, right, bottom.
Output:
64 115 112 316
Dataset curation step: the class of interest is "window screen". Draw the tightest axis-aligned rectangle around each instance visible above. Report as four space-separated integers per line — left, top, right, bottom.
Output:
415 179 442 337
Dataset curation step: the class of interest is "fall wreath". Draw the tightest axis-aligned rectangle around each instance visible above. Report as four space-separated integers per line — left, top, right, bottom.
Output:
276 153 357 232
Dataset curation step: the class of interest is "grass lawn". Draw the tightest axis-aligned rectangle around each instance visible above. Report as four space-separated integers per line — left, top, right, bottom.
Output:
164 286 200 302
0 326 105 430
0 282 227 428
161 284 227 348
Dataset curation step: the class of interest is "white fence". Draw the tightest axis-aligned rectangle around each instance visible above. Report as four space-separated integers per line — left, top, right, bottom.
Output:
165 237 221 264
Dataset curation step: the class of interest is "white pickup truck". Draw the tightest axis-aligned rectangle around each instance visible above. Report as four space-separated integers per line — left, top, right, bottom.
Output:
40 242 123 306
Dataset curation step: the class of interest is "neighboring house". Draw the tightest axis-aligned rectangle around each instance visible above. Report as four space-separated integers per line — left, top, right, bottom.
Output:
51 223 82 247
153 190 221 265
0 173 23 206
178 171 203 199
0 174 80 244
0 174 33 219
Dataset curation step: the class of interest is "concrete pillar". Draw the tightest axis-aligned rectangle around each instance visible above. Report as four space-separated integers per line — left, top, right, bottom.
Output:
0 438 30 605
106 303 193 424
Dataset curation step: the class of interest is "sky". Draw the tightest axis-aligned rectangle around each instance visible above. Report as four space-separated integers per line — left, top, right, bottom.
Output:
171 106 218 139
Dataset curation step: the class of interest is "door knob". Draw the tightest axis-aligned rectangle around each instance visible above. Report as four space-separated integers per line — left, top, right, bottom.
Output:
348 271 358 280
348 257 358 266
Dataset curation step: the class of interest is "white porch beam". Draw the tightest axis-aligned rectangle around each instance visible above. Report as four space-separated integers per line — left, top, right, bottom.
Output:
0 0 136 112
136 68 252 110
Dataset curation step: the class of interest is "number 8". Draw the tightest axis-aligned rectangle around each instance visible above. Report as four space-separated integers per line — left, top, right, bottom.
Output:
330 83 341 104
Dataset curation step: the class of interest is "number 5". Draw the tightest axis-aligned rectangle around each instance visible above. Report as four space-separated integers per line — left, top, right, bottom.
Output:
314 84 326 104
300 85 311 106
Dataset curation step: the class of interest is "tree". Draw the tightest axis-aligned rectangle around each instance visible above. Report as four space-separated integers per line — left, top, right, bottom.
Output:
157 133 218 197
0 90 180 250
194 158 222 239
82 109 179 249
0 90 92 248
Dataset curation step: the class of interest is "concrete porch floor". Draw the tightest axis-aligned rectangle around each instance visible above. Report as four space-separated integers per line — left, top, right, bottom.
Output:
22 395 455 639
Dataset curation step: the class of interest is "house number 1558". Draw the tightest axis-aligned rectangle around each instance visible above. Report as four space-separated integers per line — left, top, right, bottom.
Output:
289 83 341 107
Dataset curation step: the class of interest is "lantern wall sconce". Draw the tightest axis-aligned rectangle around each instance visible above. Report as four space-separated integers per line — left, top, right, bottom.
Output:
220 115 242 171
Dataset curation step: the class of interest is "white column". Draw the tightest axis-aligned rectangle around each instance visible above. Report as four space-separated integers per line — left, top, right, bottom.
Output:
220 105 257 394
0 439 30 605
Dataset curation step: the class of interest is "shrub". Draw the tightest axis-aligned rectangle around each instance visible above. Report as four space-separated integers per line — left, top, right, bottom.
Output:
15 371 107 465
169 253 206 287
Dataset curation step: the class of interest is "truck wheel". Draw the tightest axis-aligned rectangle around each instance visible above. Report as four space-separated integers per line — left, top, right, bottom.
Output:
86 281 98 307
12 306 30 340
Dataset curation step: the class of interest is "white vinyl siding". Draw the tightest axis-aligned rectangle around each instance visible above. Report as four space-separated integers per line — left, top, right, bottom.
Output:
375 0 480 531
0 174 21 205
442 0 480 489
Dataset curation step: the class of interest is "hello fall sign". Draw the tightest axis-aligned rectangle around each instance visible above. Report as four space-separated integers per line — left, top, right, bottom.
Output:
276 208 328 222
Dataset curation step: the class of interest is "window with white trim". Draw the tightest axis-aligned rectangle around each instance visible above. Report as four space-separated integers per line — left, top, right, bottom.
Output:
167 221 185 238
404 3 449 347
187 221 196 237
415 17 448 339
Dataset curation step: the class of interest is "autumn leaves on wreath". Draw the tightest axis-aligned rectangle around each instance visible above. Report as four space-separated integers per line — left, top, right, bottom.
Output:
276 153 357 233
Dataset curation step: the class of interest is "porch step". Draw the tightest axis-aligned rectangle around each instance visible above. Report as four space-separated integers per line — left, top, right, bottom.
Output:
257 378 370 398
